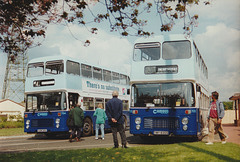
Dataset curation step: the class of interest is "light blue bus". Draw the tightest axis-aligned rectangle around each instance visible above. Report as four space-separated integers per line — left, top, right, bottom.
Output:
24 56 130 137
129 35 209 140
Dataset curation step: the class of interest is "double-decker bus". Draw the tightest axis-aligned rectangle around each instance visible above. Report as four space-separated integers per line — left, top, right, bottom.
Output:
129 35 209 140
24 56 130 137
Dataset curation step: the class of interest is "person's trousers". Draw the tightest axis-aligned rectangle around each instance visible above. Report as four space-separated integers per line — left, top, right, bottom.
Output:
111 124 127 147
208 117 226 143
70 126 82 139
96 123 105 138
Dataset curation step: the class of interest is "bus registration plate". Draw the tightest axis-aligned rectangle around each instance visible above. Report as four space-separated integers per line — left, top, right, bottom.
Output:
37 129 47 133
154 131 169 135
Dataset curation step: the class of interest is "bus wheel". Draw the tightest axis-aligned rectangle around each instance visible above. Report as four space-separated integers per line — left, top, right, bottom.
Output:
83 118 93 136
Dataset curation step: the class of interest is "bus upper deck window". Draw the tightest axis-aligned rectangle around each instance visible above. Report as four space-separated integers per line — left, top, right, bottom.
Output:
112 72 120 84
46 60 64 75
27 62 44 77
67 60 80 75
133 42 160 61
120 74 127 85
93 67 102 80
162 40 191 60
81 64 92 78
103 70 112 82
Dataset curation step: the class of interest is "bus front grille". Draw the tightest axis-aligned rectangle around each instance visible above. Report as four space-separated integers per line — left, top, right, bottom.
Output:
31 119 54 127
144 117 179 129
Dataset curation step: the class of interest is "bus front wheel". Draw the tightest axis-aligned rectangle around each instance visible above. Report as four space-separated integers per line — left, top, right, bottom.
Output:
83 117 93 136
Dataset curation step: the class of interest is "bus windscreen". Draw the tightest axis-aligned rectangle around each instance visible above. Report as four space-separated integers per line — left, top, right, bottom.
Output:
132 82 195 107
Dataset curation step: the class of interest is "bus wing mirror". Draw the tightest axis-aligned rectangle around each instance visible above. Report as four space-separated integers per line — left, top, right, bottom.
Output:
127 89 130 95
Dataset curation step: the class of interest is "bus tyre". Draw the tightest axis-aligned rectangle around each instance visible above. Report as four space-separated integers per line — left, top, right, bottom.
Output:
83 117 93 136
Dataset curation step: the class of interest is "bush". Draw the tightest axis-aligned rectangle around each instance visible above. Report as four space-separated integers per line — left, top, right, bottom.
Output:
0 116 8 122
0 121 24 128
0 115 24 128
223 101 233 110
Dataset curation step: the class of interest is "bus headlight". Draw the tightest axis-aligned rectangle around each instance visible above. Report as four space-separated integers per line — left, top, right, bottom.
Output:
55 118 60 124
26 120 30 125
135 117 141 125
26 120 30 129
136 125 140 130
55 118 60 128
183 125 188 131
182 117 188 125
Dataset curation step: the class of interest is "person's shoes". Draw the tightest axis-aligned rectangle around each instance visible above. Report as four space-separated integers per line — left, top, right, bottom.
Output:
95 137 98 140
122 145 128 148
102 138 104 140
225 134 229 139
205 142 213 145
75 137 80 142
222 141 227 144
113 146 118 148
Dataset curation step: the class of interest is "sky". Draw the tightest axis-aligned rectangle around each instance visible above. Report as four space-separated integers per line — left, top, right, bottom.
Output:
0 0 239 102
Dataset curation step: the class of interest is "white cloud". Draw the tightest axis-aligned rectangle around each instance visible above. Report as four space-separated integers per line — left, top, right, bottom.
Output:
30 24 133 75
195 23 240 101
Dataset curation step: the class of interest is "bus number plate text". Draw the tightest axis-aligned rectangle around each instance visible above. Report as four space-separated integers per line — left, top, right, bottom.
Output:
154 131 169 135
37 129 47 133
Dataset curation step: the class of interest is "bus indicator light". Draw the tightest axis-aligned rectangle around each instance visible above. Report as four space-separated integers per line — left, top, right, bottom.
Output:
24 114 28 118
58 112 61 116
185 110 191 114
132 110 138 114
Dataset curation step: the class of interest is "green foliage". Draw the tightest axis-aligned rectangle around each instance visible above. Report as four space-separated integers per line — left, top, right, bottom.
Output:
0 128 26 136
0 142 239 161
0 0 211 56
0 116 8 122
0 114 24 129
0 121 24 128
223 101 233 110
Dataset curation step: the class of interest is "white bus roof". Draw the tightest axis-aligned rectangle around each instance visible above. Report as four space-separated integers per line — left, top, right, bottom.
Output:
134 34 192 44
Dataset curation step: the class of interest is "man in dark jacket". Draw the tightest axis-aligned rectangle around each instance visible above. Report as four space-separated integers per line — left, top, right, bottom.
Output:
106 90 127 148
69 102 84 142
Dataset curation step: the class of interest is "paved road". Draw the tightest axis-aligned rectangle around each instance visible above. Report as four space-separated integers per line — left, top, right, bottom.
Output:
1 125 239 153
0 130 200 153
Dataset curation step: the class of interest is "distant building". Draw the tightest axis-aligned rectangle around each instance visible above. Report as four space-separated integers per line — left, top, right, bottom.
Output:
229 93 240 126
0 99 25 120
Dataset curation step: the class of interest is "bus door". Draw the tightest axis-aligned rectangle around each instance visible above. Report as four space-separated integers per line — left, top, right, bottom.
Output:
68 93 79 109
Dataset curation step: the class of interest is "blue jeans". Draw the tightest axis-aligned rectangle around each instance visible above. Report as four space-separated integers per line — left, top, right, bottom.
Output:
95 123 105 138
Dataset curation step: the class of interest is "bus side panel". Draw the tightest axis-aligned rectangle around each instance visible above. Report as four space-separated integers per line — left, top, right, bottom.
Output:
84 110 130 130
24 111 69 133
24 110 130 134
130 108 199 137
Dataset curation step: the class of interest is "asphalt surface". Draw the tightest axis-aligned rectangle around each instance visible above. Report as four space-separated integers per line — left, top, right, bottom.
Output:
0 124 239 153
0 131 200 153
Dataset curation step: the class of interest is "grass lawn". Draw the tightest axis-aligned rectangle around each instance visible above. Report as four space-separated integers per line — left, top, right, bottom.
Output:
0 128 27 136
0 142 240 161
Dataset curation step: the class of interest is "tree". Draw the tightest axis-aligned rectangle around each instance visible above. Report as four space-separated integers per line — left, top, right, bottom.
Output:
0 0 210 60
223 101 233 110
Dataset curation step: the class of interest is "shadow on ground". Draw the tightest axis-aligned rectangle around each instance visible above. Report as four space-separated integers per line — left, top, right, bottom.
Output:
127 136 199 145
